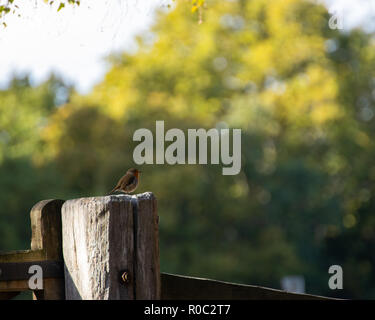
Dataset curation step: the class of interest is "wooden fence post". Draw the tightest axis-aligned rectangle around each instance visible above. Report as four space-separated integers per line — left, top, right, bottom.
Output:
30 199 65 300
61 192 160 300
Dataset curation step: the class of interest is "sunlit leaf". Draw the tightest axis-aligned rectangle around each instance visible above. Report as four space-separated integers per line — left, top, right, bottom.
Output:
57 2 65 12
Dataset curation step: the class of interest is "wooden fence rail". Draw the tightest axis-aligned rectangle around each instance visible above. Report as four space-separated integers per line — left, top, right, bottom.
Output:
0 199 65 300
0 192 336 300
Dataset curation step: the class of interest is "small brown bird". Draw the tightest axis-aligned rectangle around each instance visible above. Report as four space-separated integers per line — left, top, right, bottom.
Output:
108 168 141 195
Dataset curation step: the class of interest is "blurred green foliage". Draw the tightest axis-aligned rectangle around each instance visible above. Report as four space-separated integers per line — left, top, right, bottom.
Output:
0 0 81 23
1 0 375 299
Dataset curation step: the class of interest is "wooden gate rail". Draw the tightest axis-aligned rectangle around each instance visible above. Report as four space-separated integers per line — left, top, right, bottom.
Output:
0 194 336 300
160 273 334 300
0 199 65 300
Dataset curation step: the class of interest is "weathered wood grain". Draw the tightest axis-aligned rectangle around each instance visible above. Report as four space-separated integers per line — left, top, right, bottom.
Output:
30 199 65 261
0 279 29 292
61 192 160 300
62 195 135 300
0 250 44 263
134 192 160 299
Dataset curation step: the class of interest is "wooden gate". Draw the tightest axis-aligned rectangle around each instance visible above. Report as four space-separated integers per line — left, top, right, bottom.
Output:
0 193 335 300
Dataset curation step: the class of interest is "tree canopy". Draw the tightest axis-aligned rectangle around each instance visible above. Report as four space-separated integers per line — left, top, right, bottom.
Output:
1 0 375 298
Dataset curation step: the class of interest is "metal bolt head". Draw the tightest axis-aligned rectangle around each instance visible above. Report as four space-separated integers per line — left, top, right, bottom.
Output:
120 270 130 284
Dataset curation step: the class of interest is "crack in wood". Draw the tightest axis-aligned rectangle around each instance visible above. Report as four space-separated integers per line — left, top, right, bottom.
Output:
131 197 138 300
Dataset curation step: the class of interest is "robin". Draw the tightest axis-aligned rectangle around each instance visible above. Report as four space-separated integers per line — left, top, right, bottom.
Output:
108 168 141 195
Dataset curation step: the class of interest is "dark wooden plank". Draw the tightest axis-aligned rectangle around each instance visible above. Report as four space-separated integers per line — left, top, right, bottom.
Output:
0 280 30 293
0 260 64 281
0 292 20 299
161 273 336 300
